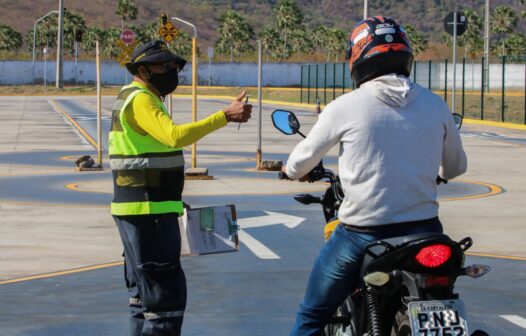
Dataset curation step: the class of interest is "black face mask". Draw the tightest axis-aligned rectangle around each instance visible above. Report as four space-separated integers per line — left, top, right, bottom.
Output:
147 67 179 97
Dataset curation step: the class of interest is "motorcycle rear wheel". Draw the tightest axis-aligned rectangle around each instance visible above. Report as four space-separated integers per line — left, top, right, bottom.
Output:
390 308 411 336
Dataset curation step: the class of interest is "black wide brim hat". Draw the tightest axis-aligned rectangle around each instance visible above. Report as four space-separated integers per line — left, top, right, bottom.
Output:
126 40 187 75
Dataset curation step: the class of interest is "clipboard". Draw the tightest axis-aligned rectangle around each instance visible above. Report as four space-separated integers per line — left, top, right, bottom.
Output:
179 204 239 256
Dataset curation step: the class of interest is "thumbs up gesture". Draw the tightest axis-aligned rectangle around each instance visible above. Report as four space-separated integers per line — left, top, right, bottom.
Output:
223 91 253 123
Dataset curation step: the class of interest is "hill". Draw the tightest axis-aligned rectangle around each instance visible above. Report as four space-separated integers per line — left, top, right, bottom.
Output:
0 0 524 54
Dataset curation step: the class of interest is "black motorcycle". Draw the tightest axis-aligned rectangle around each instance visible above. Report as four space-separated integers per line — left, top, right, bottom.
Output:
271 109 490 336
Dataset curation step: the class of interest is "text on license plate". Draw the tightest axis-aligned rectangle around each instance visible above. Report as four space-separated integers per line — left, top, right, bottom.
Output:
408 300 468 336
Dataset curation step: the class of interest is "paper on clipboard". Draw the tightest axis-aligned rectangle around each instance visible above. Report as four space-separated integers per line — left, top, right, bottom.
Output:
179 204 239 256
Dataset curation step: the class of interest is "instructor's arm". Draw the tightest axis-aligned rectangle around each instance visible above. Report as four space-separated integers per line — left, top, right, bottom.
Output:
130 91 252 148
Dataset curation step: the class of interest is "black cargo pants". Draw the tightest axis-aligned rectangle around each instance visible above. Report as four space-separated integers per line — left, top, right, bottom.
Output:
114 213 186 336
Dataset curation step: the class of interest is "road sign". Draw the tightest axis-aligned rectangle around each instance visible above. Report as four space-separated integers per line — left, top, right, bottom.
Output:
120 29 136 45
444 11 468 36
159 21 178 43
116 39 138 67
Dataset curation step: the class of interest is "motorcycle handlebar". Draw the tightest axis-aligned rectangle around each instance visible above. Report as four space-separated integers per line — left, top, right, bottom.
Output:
279 171 292 180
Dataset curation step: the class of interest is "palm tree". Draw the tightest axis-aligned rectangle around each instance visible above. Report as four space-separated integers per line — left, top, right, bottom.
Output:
404 25 428 60
273 0 303 53
169 31 194 59
260 26 283 61
460 9 484 60
116 0 138 30
82 27 107 56
503 33 526 59
326 29 347 62
0 23 22 59
490 5 518 56
215 10 254 62
289 26 313 61
312 25 330 60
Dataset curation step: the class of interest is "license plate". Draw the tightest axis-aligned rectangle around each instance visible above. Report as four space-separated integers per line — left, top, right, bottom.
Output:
408 299 469 336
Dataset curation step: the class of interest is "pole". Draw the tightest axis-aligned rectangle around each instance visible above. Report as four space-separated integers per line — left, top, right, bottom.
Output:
501 56 505 122
307 65 311 104
300 65 303 103
323 63 327 105
462 57 466 117
524 63 526 125
413 61 417 83
168 94 173 118
481 57 485 120
56 0 64 89
428 60 432 90
315 64 319 103
257 40 263 169
96 41 103 168
75 41 78 84
451 10 458 114
444 59 448 102
172 17 198 168
363 0 369 19
333 63 336 100
342 62 346 94
44 45 47 86
191 37 197 168
33 11 59 84
484 0 490 92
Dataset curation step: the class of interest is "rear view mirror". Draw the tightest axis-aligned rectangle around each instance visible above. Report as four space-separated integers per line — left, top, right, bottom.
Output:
272 110 301 135
452 113 463 130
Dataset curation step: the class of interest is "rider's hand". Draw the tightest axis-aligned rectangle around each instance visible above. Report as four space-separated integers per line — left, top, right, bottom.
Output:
224 91 252 123
282 167 310 182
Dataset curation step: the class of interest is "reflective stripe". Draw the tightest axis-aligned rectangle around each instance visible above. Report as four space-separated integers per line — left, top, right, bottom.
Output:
143 310 185 320
110 155 185 170
111 201 184 216
129 298 141 305
112 99 126 113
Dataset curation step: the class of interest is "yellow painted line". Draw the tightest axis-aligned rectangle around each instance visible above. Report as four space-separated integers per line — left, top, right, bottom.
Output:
0 261 123 285
466 252 526 261
49 99 98 148
439 179 503 202
463 118 526 131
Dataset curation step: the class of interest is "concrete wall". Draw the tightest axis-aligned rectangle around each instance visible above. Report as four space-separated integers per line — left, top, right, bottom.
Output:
0 60 301 87
0 60 524 89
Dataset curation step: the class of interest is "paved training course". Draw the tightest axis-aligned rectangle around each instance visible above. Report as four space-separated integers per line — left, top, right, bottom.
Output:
0 95 525 335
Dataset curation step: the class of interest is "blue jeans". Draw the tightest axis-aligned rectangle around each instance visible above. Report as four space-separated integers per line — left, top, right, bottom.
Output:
290 218 443 336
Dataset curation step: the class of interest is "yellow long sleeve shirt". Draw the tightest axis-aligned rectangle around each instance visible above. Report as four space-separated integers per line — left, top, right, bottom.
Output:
125 81 228 148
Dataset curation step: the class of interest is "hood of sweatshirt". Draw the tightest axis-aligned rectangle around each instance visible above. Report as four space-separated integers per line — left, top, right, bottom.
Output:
362 74 421 108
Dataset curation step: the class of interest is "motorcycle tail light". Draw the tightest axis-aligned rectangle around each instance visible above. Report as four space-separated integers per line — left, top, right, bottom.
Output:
423 275 450 288
415 244 452 268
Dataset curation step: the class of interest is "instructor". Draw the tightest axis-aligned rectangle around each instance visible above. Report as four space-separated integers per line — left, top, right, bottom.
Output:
109 40 252 336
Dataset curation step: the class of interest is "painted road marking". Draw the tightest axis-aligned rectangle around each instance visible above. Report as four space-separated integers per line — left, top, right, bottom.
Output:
500 315 526 329
237 212 306 260
238 230 280 260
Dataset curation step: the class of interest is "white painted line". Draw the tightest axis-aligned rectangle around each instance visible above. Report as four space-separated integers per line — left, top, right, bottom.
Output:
500 315 526 329
238 230 280 260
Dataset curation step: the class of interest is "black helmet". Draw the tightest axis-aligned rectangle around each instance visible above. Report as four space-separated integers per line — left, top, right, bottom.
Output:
346 16 413 87
126 40 186 75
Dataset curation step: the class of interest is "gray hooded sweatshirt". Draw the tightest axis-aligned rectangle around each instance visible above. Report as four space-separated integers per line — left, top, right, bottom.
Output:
286 74 467 226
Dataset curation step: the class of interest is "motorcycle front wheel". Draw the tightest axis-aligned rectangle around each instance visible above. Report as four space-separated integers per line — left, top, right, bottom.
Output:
390 308 411 336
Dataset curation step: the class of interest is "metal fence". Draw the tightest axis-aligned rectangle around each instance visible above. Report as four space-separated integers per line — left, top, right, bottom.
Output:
300 57 526 125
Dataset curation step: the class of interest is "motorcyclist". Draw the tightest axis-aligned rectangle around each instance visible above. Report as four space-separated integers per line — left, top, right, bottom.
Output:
283 16 467 335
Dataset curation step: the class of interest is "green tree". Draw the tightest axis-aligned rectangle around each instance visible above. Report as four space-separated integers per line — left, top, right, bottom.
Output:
116 0 138 29
312 25 330 60
102 27 122 58
25 10 87 59
260 26 283 61
169 31 193 59
135 22 160 44
215 10 254 61
0 23 22 59
460 9 484 59
273 0 304 55
289 26 313 61
82 27 107 56
490 5 518 56
404 25 428 60
502 33 526 59
326 29 347 62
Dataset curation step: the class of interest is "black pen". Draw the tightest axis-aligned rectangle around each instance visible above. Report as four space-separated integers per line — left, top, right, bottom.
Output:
238 95 250 130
